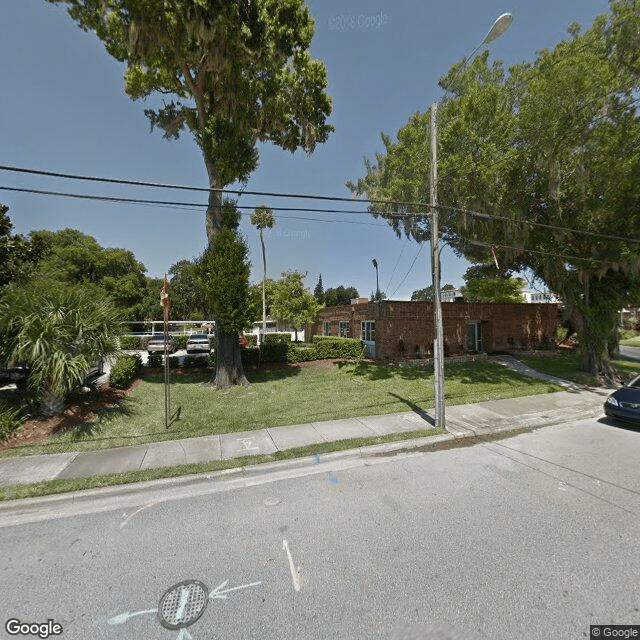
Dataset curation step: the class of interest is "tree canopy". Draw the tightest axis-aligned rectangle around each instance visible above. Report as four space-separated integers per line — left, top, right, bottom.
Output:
323 285 359 307
270 271 322 340
461 265 525 303
348 1 640 378
0 205 44 290
50 0 333 387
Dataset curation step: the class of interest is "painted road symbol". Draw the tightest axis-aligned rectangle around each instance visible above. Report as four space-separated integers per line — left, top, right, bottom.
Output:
107 578 261 639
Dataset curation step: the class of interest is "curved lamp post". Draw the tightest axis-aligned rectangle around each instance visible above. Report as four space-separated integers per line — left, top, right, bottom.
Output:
430 13 513 430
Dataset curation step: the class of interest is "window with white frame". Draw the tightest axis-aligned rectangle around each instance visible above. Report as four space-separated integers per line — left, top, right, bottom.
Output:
323 321 330 336
361 320 375 342
339 321 350 337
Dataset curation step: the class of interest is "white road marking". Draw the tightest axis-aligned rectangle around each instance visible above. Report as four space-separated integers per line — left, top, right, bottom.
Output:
107 609 157 625
119 501 157 529
175 586 189 620
209 580 262 600
282 539 301 592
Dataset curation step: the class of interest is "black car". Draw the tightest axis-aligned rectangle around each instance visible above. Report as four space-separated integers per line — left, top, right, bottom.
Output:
604 374 640 423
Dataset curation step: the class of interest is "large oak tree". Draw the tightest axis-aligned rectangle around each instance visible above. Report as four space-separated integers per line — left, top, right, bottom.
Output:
50 0 333 387
348 1 640 380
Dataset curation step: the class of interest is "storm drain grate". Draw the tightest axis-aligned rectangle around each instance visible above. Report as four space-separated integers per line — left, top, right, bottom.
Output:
157 580 209 630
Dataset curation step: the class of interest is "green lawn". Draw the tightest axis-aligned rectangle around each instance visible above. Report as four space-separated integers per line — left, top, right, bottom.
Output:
620 336 640 347
1 360 562 457
517 353 640 385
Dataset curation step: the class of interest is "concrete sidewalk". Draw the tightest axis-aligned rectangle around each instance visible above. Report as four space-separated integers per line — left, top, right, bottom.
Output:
0 385 610 488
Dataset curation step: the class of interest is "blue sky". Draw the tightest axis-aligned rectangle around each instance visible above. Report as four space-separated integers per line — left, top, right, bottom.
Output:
1 0 611 299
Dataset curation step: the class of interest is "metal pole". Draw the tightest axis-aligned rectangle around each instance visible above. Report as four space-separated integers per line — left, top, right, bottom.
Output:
430 102 445 429
164 303 170 429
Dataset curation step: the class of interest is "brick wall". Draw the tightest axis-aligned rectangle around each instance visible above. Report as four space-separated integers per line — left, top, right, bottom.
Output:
313 301 559 360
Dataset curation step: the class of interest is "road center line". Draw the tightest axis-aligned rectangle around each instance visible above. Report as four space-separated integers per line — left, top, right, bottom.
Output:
282 539 301 592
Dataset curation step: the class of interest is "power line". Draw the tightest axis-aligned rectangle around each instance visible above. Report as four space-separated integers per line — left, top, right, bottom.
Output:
0 164 428 210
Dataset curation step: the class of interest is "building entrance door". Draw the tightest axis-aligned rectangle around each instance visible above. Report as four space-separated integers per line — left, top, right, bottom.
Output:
467 322 483 353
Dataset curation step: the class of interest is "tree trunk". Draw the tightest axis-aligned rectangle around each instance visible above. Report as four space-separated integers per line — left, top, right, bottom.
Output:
40 387 65 417
261 229 267 344
211 329 250 388
205 163 250 389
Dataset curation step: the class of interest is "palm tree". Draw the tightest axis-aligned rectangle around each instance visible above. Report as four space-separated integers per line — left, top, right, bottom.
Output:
250 205 275 343
0 281 122 416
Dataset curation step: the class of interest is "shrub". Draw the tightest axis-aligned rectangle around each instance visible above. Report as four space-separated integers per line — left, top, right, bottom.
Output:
120 335 141 350
109 353 141 389
168 356 180 368
147 353 163 368
0 399 24 441
174 335 188 350
259 342 288 363
183 355 208 368
311 336 365 360
241 346 261 368
263 333 292 344
286 345 318 363
243 334 258 346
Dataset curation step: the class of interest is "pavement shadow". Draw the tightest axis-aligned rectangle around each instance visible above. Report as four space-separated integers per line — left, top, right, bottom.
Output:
387 392 435 426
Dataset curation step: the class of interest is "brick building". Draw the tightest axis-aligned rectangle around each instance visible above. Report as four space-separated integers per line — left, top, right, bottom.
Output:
311 300 559 360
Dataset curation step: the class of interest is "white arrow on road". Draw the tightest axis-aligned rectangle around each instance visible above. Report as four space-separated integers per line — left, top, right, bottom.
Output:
209 579 262 600
107 609 157 625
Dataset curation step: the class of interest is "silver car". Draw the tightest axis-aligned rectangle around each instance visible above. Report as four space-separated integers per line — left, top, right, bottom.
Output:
147 334 176 354
186 333 211 354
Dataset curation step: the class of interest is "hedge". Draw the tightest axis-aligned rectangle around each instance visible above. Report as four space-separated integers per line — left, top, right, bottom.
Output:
311 336 365 360
174 334 188 350
263 333 292 344
109 353 142 389
147 353 163 368
120 335 141 350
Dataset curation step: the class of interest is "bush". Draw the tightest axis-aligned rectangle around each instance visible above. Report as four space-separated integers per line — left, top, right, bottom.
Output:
259 342 288 363
147 353 163 368
243 334 258 346
286 345 318 363
168 356 180 368
183 355 208 368
0 399 24 441
241 346 261 368
109 353 141 389
120 335 141 350
311 336 365 360
263 333 292 344
174 335 188 350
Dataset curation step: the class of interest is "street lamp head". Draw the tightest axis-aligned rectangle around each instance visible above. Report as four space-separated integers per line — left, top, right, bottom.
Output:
372 258 378 269
483 12 513 45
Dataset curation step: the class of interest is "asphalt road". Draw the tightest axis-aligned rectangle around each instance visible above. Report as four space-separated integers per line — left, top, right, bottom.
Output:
1 416 639 640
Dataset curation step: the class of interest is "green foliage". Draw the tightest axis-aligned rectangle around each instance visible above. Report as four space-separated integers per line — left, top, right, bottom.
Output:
0 281 123 410
30 228 148 320
0 399 24 441
147 353 163 368
462 265 525 303
0 204 44 290
243 334 258 346
183 355 206 368
167 259 210 320
313 274 324 303
119 335 141 350
263 333 292 344
323 285 359 307
195 201 254 334
174 335 188 350
241 347 261 368
258 342 288 363
312 336 365 360
270 271 323 335
348 4 640 376
108 353 141 389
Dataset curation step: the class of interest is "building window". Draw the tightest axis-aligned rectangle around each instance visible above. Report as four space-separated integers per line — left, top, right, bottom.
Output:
339 321 350 337
361 321 375 342
323 321 330 336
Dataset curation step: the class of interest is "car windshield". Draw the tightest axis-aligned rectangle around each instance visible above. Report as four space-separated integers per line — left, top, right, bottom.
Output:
188 335 209 341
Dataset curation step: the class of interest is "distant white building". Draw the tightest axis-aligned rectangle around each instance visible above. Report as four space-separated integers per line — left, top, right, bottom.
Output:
247 316 306 343
440 288 464 302
521 290 561 304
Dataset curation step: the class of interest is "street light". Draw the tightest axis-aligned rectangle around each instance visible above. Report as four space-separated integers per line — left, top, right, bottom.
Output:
372 258 380 301
429 12 513 431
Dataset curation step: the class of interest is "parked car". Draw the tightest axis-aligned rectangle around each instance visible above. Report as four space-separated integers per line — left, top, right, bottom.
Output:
186 333 212 354
147 334 176 354
604 374 640 423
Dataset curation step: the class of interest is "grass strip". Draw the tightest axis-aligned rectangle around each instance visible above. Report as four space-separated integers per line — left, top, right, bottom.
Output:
0 426 442 501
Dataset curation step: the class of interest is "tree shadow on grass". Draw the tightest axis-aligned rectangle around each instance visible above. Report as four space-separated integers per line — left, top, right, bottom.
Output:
449 361 545 387
339 361 429 381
